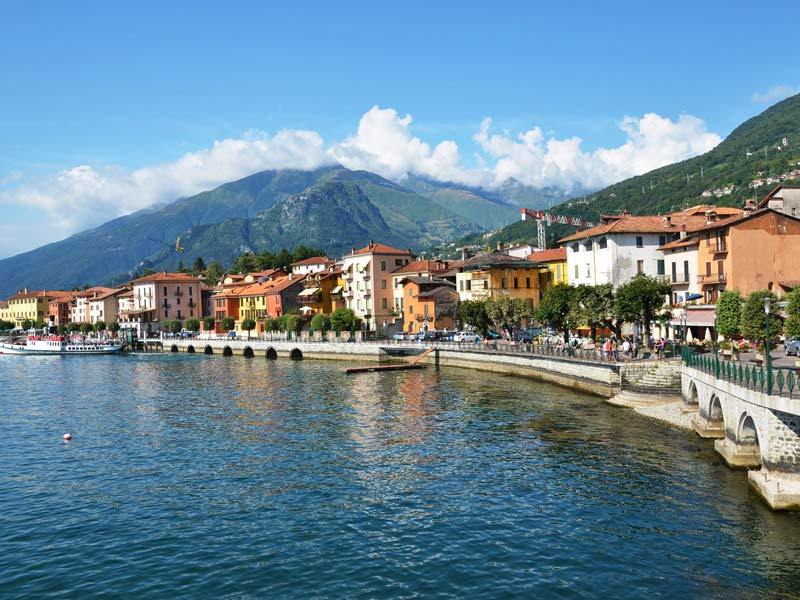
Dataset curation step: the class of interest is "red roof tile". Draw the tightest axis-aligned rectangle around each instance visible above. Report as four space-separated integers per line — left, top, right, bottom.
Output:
349 242 414 256
527 247 566 263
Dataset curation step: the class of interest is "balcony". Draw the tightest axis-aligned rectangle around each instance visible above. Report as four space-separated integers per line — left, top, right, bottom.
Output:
174 290 184 297
697 273 727 285
162 303 171 309
670 273 691 286
187 300 196 308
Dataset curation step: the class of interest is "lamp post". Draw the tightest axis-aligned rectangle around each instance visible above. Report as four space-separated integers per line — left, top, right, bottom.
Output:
764 296 773 394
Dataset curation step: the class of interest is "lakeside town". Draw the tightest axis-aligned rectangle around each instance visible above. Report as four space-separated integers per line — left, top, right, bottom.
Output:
0 186 800 355
2 184 800 359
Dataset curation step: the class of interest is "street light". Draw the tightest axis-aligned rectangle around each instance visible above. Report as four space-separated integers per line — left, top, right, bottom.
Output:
764 296 773 394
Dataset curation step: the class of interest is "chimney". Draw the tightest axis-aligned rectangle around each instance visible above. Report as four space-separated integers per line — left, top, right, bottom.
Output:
621 209 631 217
705 209 717 224
663 215 672 226
351 246 356 254
497 241 505 253
743 199 755 216
461 247 469 261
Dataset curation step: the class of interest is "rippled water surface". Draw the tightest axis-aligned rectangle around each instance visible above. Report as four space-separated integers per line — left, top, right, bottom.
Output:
2 353 800 598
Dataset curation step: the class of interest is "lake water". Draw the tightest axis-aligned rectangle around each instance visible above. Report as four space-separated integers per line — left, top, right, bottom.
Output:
2 353 799 598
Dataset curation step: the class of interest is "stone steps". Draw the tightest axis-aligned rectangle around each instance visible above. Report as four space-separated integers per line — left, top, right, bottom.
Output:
607 390 683 408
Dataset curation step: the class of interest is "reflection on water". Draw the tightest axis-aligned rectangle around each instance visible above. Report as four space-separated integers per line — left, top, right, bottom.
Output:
1 353 799 599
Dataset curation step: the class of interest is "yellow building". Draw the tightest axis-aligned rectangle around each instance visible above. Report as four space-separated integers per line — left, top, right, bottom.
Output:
297 266 345 316
5 289 62 327
528 247 568 290
0 301 10 324
456 247 541 308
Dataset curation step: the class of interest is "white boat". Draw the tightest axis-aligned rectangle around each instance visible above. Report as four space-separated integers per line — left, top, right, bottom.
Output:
0 334 125 355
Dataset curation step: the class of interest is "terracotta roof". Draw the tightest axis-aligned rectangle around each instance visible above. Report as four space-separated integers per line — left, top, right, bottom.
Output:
392 259 452 275
527 247 566 263
557 210 736 243
131 272 203 284
8 289 71 301
247 268 286 279
461 250 537 271
659 237 699 251
214 275 305 298
348 242 414 256
0 301 7 309
90 288 129 301
291 256 334 266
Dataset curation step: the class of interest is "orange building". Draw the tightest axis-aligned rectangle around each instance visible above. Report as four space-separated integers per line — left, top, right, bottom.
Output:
400 277 460 333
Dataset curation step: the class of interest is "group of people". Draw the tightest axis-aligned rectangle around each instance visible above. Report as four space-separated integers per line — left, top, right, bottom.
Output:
597 336 638 361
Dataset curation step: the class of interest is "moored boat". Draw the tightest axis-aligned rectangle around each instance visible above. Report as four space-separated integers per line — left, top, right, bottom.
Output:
0 334 125 355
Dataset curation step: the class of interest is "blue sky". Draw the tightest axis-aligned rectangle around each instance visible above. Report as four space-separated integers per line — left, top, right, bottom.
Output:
1 0 799 256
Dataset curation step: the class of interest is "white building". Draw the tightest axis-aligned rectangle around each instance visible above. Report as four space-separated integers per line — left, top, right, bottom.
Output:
506 244 535 259
659 237 700 306
290 256 334 276
559 206 742 289
88 288 127 325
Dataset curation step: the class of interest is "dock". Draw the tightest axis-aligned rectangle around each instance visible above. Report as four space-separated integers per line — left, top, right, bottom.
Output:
345 363 428 374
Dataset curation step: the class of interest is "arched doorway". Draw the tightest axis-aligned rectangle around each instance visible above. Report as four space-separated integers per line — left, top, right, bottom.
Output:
290 348 303 360
187 345 195 353
243 346 254 358
223 346 233 357
204 345 214 355
265 347 278 360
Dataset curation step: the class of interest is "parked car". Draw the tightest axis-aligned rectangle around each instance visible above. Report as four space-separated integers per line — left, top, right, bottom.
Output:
416 331 437 342
485 330 501 340
784 339 800 356
453 331 481 343
514 327 542 343
440 332 455 342
392 332 409 341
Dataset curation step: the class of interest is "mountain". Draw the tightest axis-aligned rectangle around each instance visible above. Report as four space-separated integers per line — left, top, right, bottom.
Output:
141 180 408 270
450 93 800 253
555 92 800 220
0 167 476 297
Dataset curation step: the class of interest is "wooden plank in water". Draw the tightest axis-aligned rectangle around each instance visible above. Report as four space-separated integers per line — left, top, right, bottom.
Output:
410 347 435 365
345 363 427 374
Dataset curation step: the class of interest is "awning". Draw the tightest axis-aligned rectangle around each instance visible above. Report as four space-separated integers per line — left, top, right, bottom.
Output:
330 285 343 294
299 306 314 314
669 307 716 327
298 287 319 297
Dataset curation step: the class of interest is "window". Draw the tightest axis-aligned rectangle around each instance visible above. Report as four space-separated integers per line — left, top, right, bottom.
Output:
572 243 579 252
657 260 665 275
380 261 386 271
574 265 579 279
381 280 387 289
585 264 590 277
683 260 690 281
671 262 677 283
395 259 404 266
598 237 607 249
176 297 181 305
635 236 643 248
513 277 519 289
705 262 711 276
501 277 507 289
484 281 488 290
459 281 463 291
407 287 412 296
382 298 388 309
659 235 666 246
525 277 531 289
466 280 472 291
189 287 193 296
163 286 167 295
636 260 644 274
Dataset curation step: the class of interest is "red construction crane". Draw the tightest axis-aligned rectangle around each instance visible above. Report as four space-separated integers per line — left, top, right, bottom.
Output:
520 208 596 250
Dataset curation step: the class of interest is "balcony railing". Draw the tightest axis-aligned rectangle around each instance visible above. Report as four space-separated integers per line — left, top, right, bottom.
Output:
697 273 727 285
162 303 171 309
670 273 691 285
174 290 184 297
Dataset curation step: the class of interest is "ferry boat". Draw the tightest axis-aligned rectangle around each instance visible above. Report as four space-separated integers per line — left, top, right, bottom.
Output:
0 334 125 355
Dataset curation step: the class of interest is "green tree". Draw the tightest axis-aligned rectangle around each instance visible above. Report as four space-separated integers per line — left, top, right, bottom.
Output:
459 300 491 335
203 261 225 286
185 318 201 333
109 322 121 336
571 284 616 340
203 316 216 331
20 319 33 330
177 259 186 273
93 320 106 332
741 290 780 342
169 319 183 334
310 313 331 333
613 275 670 347
284 314 300 334
220 316 236 333
241 318 256 339
81 323 94 334
34 319 47 329
535 283 578 342
57 324 67 335
485 297 533 332
785 288 800 339
67 322 81 332
192 256 206 274
716 290 743 339
330 308 358 334
232 252 260 274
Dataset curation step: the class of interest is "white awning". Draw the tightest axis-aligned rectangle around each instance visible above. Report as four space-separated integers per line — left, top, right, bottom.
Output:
298 287 319 297
299 306 314 314
330 286 343 294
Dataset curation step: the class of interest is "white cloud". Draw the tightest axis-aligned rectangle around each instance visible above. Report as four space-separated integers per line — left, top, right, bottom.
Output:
752 84 799 105
1 105 721 256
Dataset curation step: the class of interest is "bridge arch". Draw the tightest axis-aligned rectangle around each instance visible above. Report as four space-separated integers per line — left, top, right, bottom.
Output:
290 348 303 360
265 347 278 360
243 346 254 358
204 345 214 355
170 344 179 352
708 394 724 429
738 414 760 448
686 380 699 406
223 346 233 357
187 345 195 353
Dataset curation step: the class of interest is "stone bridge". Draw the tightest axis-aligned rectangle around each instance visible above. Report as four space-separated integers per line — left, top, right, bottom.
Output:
682 354 800 510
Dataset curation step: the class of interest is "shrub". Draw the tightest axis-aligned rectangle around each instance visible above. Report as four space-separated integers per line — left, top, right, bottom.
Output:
220 317 235 332
203 316 216 331
740 290 780 342
310 313 330 333
716 290 743 338
185 318 201 333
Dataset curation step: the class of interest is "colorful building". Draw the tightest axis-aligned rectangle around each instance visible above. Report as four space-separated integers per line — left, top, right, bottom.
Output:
290 256 334 276
119 272 204 336
297 265 345 316
390 259 455 321
6 289 69 327
342 242 414 331
528 247 567 289
456 245 541 308
400 277 460 333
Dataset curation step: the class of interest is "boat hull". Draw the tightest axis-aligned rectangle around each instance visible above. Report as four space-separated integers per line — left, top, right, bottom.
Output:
0 343 125 355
